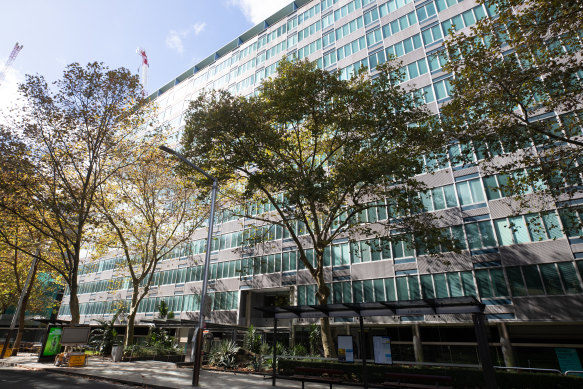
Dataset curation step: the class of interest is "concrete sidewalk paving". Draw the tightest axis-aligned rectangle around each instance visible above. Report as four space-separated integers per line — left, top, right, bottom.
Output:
0 354 358 388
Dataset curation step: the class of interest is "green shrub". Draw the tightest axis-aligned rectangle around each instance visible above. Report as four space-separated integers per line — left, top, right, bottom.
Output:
289 343 308 357
243 325 262 354
208 339 239 369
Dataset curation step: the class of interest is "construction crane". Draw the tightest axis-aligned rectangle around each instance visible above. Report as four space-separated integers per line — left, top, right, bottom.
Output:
0 42 23 87
136 47 149 95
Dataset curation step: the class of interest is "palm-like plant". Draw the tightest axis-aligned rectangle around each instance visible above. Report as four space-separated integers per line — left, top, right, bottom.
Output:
208 339 239 369
89 310 121 355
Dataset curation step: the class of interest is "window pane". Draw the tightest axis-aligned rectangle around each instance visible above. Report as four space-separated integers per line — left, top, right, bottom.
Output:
434 273 448 298
525 214 546 241
465 223 482 250
510 216 530 244
451 225 467 250
462 9 476 26
539 264 563 295
542 212 563 239
332 245 342 266
461 271 477 296
393 240 404 258
408 276 420 299
483 176 500 200
475 270 493 298
360 241 372 262
447 273 463 297
308 284 316 305
275 254 281 272
469 179 485 203
434 81 447 100
491 269 508 296
353 281 363 303
507 267 527 296
479 221 497 247
495 219 514 246
363 280 374 302
343 282 353 303
371 239 382 261
444 185 457 207
385 278 396 301
523 265 545 295
432 187 446 210
333 282 342 303
557 262 582 294
396 277 409 300
457 181 472 205
420 191 433 212
351 242 361 263
421 275 434 298
298 286 306 305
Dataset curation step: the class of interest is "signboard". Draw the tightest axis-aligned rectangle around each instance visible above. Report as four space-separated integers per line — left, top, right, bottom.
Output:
42 327 62 356
555 348 583 376
67 353 87 367
373 336 393 364
61 327 91 345
338 336 354 363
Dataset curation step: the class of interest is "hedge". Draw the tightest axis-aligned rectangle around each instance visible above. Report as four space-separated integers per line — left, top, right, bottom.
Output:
277 359 583 389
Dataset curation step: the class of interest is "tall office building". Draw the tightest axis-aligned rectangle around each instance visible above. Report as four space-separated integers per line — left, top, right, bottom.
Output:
59 0 583 368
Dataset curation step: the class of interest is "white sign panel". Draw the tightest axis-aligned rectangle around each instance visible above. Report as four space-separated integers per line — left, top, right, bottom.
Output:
338 336 354 363
373 336 393 364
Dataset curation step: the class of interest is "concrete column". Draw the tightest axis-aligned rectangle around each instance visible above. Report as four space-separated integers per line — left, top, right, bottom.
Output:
498 322 514 367
473 313 497 389
290 323 296 348
413 324 424 363
245 291 252 327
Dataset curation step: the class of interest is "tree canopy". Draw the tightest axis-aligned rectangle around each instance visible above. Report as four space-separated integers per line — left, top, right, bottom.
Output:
441 0 583 211
182 59 453 356
96 132 206 346
0 62 150 323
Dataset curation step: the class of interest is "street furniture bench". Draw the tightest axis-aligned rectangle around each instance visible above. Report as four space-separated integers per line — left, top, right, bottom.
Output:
382 372 453 389
290 366 345 389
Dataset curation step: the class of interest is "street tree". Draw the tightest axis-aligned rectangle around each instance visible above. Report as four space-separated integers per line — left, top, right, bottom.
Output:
0 211 64 354
181 59 453 357
0 62 149 324
96 134 206 347
440 0 583 212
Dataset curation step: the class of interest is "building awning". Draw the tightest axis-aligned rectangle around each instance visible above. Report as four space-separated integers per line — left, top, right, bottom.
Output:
255 296 484 319
138 318 248 330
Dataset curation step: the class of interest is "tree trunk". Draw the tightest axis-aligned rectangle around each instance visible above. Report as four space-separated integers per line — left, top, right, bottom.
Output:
69 288 80 325
12 262 38 355
316 274 337 358
320 317 336 358
124 288 140 348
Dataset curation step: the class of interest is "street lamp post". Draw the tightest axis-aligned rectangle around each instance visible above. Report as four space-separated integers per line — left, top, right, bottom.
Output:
159 145 217 387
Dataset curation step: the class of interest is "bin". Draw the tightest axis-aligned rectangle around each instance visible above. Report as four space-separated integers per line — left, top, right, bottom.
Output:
111 345 123 362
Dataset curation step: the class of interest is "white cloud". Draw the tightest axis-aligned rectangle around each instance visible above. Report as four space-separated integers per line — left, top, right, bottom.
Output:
229 0 291 24
166 22 207 54
166 30 185 54
192 22 207 36
0 64 25 126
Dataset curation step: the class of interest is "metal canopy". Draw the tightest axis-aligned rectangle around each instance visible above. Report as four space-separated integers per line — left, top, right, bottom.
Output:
138 318 248 330
255 296 484 319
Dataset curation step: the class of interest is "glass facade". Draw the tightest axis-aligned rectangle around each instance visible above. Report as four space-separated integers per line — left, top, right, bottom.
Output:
60 0 583 341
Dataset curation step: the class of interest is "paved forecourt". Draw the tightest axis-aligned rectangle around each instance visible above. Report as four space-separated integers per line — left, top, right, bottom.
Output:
0 354 355 388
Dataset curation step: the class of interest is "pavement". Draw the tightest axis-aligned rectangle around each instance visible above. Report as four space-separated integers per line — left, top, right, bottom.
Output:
0 354 357 388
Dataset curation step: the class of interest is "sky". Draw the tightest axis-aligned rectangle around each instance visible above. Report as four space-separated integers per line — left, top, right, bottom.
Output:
0 0 290 115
